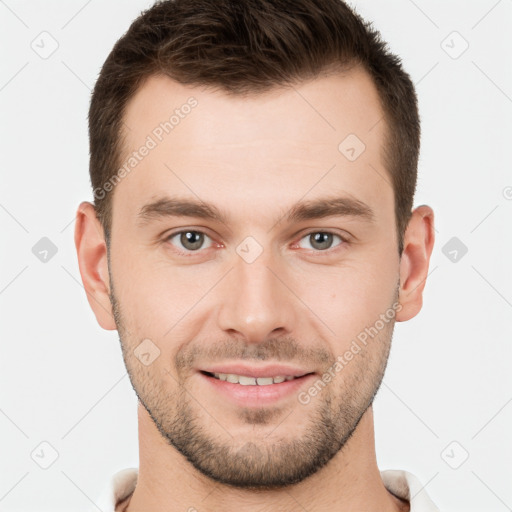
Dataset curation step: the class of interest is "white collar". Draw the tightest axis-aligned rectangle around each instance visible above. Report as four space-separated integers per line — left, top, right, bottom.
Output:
95 467 440 511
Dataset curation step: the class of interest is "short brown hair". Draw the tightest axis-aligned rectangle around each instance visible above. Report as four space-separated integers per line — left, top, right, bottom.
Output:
89 0 420 254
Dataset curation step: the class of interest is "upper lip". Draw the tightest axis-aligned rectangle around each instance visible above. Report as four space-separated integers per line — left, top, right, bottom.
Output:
199 363 314 379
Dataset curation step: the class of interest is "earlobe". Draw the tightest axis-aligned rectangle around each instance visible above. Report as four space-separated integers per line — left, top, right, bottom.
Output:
74 201 117 330
396 205 435 322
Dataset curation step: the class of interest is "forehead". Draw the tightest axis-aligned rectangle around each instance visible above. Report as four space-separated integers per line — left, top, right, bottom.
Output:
122 67 385 149
114 68 392 230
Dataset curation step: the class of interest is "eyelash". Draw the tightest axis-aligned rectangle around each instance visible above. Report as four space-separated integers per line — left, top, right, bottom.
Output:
163 229 349 257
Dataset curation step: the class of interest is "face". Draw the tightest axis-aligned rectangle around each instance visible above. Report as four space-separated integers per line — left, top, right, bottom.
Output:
107 68 402 488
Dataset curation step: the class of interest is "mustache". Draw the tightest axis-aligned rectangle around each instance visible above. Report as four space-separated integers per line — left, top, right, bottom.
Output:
175 336 333 371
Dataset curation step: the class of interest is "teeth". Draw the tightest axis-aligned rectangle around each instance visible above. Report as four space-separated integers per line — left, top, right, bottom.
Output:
212 373 296 385
256 377 274 386
239 375 257 385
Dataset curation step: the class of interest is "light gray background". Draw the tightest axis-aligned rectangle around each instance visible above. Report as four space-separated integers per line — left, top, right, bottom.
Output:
1 1 511 511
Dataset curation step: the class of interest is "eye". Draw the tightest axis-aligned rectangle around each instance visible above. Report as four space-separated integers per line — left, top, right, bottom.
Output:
296 231 346 251
166 230 214 253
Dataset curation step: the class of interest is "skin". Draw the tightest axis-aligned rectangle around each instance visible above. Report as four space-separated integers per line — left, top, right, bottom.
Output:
75 67 435 512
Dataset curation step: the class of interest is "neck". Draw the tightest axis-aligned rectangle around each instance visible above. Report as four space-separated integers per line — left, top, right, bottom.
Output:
123 404 408 512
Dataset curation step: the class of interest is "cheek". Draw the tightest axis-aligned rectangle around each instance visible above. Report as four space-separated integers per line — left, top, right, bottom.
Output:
112 253 218 343
299 257 398 345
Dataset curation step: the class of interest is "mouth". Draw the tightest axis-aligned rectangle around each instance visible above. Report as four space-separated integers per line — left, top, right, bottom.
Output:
197 366 316 407
200 370 311 386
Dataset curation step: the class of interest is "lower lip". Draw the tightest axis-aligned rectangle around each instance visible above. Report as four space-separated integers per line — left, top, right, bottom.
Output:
199 372 316 407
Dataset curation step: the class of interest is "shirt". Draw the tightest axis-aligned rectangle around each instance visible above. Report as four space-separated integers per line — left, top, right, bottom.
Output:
94 467 440 511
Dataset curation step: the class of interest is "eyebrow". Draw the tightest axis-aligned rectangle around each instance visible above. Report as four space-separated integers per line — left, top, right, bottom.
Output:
136 195 375 227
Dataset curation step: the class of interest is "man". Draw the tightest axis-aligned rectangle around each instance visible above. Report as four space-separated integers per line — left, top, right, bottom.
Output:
74 0 438 510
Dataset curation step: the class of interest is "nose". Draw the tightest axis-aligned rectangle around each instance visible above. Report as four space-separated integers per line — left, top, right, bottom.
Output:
215 245 298 344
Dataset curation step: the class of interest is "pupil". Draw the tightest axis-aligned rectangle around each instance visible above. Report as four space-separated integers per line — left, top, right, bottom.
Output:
311 232 332 250
181 231 203 250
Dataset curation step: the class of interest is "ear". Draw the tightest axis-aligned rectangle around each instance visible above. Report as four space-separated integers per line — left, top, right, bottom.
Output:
74 201 116 330
396 205 435 322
